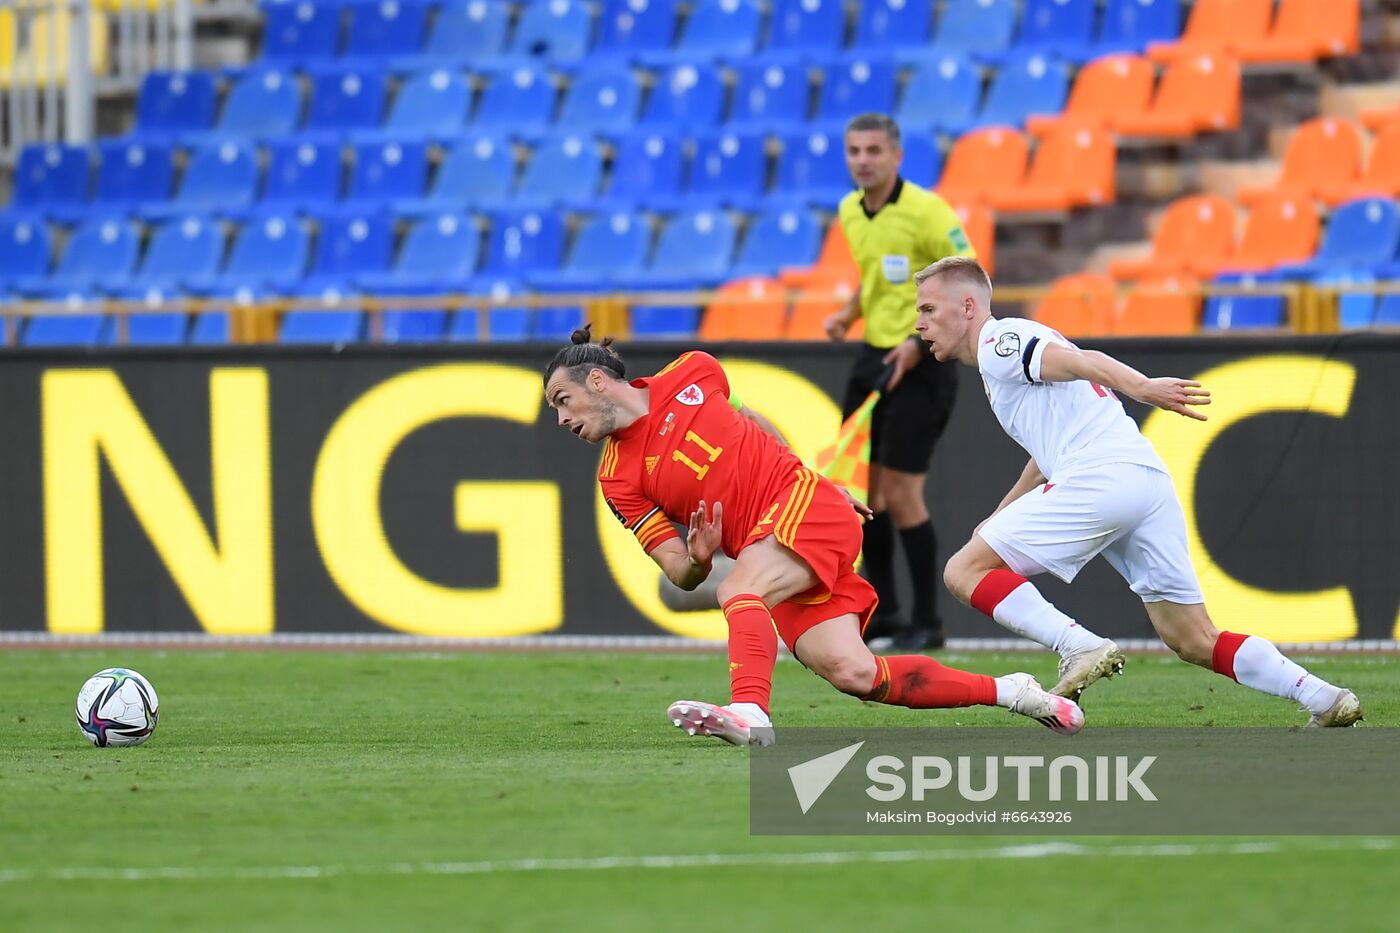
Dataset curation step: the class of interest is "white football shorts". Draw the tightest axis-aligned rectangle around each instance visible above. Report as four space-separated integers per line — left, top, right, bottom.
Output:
977 462 1204 604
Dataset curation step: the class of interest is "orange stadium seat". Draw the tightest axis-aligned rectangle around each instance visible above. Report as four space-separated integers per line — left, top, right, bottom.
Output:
1147 0 1272 62
1114 276 1200 335
1318 121 1400 205
785 267 857 340
936 128 1029 205
700 277 787 341
1234 0 1359 63
1237 117 1364 205
1359 103 1400 132
1115 53 1240 138
1034 274 1119 337
1026 54 1155 137
986 126 1116 212
1197 193 1320 277
1109 195 1237 280
953 202 996 277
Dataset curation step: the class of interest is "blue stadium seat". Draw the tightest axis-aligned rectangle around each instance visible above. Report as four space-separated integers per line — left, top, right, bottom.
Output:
191 213 310 292
260 0 341 62
990 0 1096 65
198 68 300 142
134 216 226 288
11 144 88 212
557 66 642 134
482 210 566 276
928 0 1018 62
304 209 395 287
529 211 650 289
516 134 603 208
107 286 191 345
1093 0 1182 59
900 133 945 189
92 140 175 211
510 0 594 64
595 0 678 64
262 139 342 208
817 56 897 125
766 0 846 58
624 209 736 287
305 65 387 135
344 0 430 59
948 53 1070 135
684 131 765 209
1374 291 1400 327
357 211 481 290
1203 272 1287 330
770 128 850 207
145 142 259 219
27 218 138 292
1318 271 1378 330
896 53 983 133
729 60 809 131
853 0 934 53
592 131 684 211
400 0 510 69
135 71 218 138
731 209 820 278
647 0 761 65
22 293 111 347
395 135 515 215
0 216 51 287
642 63 725 128
448 275 532 342
383 68 471 138
473 66 556 137
348 139 429 204
279 285 366 344
1277 198 1400 278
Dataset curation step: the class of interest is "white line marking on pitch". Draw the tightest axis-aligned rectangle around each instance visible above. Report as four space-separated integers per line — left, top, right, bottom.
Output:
0 839 1392 885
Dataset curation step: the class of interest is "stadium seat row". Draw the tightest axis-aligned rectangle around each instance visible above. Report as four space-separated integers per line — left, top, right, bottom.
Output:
6 129 952 219
130 55 1083 143
0 207 842 299
256 0 1187 70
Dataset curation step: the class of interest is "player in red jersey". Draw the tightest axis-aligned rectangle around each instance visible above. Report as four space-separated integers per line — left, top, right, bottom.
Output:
544 327 1085 745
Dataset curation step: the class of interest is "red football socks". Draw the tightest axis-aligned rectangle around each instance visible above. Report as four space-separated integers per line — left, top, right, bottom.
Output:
722 593 778 713
863 655 997 708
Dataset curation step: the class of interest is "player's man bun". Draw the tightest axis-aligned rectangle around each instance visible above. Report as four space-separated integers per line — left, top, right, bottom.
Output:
546 323 626 387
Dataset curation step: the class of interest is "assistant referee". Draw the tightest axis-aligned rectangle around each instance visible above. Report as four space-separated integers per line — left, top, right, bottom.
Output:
824 113 976 651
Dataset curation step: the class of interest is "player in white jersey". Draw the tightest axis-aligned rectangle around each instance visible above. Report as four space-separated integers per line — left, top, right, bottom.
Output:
910 256 1362 727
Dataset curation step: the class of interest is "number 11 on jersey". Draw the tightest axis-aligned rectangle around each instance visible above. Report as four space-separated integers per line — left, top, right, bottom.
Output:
673 430 724 480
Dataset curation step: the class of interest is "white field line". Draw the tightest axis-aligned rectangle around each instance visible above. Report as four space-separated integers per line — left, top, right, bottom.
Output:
0 838 1393 885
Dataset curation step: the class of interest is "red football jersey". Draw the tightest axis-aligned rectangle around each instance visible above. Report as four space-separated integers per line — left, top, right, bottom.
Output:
599 352 807 559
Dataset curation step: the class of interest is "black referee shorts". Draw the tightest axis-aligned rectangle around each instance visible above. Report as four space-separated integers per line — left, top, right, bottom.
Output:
840 343 958 475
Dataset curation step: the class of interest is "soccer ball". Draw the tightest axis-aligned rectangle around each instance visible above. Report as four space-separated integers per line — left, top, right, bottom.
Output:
75 668 160 748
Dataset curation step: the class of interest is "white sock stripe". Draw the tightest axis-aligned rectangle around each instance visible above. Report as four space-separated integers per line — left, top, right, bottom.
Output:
1 839 1391 885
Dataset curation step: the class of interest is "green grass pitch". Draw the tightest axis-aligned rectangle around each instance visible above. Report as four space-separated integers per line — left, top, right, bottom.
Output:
2 649 1397 932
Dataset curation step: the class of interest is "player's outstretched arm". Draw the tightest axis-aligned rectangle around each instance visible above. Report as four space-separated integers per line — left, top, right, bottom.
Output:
648 501 724 591
1037 343 1211 421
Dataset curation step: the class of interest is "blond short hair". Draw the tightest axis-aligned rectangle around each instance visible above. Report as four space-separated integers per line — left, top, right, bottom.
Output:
913 256 993 295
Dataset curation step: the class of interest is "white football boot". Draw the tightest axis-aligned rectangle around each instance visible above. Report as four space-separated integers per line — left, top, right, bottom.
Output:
1305 689 1363 728
1050 640 1125 702
667 700 775 747
1003 673 1086 736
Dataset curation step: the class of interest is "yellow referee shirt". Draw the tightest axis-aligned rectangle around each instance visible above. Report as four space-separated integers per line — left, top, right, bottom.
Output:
838 178 976 349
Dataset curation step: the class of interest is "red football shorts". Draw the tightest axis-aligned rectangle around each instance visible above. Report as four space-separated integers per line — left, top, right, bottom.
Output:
742 469 879 651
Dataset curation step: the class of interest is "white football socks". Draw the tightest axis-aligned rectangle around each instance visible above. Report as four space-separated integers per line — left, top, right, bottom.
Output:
992 582 1107 656
1230 636 1341 714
